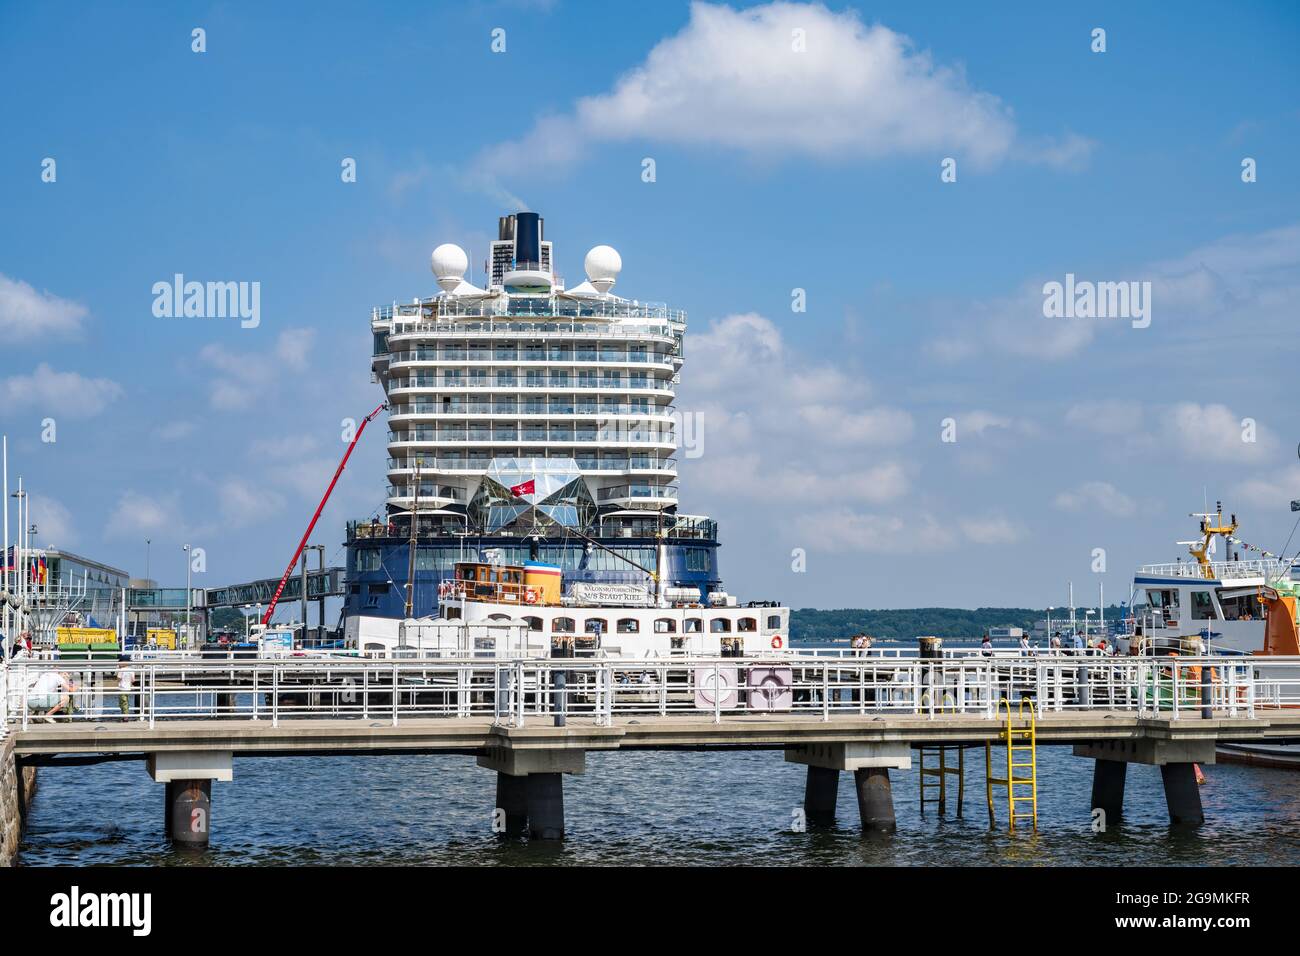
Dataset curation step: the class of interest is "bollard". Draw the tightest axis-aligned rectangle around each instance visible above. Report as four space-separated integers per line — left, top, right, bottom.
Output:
552 669 567 727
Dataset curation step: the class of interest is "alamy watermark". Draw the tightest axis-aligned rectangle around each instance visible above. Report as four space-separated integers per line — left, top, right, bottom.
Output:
1042 273 1151 329
152 275 260 328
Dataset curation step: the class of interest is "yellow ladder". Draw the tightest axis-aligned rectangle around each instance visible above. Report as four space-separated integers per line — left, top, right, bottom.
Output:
919 745 965 817
985 697 1037 830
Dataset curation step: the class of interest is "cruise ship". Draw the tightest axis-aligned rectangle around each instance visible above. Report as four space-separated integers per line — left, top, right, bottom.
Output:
341 211 788 655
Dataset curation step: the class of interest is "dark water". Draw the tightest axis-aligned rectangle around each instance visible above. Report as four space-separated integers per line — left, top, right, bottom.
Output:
18 747 1300 866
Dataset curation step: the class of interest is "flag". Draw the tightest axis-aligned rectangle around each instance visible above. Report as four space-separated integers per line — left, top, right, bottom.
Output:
38 556 47 584
509 479 535 498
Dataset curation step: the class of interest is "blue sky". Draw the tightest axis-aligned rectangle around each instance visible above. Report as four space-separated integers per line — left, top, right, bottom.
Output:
1 0 1298 613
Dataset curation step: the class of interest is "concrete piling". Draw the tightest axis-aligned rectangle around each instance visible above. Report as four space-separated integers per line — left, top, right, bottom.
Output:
854 766 896 833
1160 763 1205 826
803 765 839 825
495 772 529 837
1090 758 1127 825
525 772 565 840
165 779 212 848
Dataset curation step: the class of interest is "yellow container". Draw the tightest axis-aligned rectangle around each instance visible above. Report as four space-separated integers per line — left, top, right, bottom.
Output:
56 627 117 646
146 628 177 649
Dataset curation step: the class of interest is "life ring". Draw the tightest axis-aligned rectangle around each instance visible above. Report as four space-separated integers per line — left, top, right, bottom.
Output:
771 635 784 650
524 588 538 605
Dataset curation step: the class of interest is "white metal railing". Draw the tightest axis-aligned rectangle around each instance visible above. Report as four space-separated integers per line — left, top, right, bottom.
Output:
1137 558 1291 580
4 654 1295 731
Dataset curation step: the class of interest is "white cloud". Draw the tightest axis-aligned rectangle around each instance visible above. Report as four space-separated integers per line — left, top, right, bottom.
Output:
26 494 75 548
199 328 316 410
1159 402 1275 463
931 222 1300 362
153 421 196 441
958 515 1024 545
218 478 284 528
479 1 1086 176
1053 481 1137 517
1064 400 1144 436
0 363 123 418
789 508 956 554
105 491 183 538
0 274 89 341
1235 465 1300 510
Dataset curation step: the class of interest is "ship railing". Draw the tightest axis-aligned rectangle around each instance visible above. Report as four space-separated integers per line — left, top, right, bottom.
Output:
376 297 687 324
1137 558 1289 580
6 654 1294 729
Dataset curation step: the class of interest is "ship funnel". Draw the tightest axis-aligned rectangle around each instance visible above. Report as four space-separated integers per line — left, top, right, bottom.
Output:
514 212 542 267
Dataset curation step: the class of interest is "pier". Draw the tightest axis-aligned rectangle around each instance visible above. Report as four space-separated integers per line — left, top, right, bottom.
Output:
4 652 1299 846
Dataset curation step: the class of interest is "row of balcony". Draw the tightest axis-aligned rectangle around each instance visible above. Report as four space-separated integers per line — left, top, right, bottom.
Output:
386 456 677 472
346 514 717 543
375 299 686 324
596 484 681 502
385 401 669 418
386 347 675 364
381 429 675 444
387 378 675 394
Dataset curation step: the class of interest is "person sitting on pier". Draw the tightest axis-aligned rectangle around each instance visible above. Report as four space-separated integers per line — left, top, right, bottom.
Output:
26 670 77 722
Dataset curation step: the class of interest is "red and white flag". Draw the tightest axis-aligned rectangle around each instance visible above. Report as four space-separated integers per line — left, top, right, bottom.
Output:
509 479 535 498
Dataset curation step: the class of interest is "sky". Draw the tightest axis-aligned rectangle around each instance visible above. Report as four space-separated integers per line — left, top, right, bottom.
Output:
1 0 1298 613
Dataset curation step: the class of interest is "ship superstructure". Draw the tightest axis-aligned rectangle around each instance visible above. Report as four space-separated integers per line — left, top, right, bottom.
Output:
342 212 739 632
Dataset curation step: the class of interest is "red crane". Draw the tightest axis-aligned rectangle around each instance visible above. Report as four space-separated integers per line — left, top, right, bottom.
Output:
261 402 387 626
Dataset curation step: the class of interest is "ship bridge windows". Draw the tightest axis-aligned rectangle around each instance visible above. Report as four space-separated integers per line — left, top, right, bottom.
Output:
523 616 543 631
552 617 575 633
684 618 702 633
765 615 782 631
654 618 676 633
617 618 640 634
737 617 757 633
1190 590 1219 620
685 548 711 572
1217 588 1262 621
584 618 608 635
355 548 381 572
709 618 731 633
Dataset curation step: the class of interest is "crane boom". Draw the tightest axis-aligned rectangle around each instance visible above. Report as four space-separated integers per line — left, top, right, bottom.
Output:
261 402 387 626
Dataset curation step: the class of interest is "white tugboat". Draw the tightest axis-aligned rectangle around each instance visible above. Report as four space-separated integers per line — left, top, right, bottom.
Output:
1119 502 1300 768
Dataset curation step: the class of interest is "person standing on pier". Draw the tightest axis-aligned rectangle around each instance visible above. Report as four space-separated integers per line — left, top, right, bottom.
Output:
116 655 136 719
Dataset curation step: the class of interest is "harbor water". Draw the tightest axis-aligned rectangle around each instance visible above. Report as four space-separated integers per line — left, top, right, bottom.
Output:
18 746 1300 866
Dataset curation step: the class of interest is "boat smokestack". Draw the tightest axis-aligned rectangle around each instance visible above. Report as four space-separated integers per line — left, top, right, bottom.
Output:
515 212 542 266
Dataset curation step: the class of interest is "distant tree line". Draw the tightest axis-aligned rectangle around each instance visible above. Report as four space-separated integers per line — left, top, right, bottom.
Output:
789 606 1128 644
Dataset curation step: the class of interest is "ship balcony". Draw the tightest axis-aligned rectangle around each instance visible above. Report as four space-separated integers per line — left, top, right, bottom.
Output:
383 402 675 419
596 483 680 509
387 455 676 476
385 483 466 505
382 356 676 371
381 436 678 451
385 382 676 402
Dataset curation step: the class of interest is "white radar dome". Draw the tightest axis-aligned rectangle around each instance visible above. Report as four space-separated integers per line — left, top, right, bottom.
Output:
584 245 622 293
431 243 469 292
